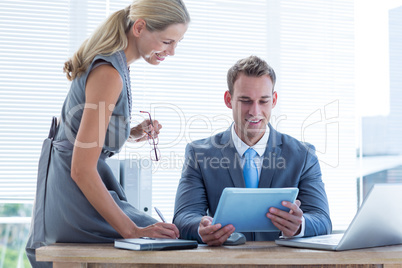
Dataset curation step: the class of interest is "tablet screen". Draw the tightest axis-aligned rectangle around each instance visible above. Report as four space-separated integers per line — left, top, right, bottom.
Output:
211 187 299 232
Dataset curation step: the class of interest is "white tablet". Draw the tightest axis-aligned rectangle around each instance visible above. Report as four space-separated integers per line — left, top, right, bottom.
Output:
211 187 299 232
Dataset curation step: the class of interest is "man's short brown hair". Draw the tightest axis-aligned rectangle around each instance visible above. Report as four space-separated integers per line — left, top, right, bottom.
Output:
227 55 276 95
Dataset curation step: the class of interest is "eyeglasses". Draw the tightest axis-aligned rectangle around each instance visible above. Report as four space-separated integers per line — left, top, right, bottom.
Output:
140 111 160 161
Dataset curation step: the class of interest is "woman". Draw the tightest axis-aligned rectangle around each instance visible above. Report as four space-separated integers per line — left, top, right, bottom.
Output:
26 0 190 267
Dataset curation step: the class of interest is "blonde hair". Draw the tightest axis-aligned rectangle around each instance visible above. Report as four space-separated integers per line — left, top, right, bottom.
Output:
63 0 190 81
227 55 276 95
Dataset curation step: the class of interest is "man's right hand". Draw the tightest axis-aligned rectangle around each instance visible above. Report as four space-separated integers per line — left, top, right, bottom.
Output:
199 216 235 246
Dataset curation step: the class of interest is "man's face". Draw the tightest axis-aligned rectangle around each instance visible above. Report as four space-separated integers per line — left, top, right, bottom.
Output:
224 73 277 146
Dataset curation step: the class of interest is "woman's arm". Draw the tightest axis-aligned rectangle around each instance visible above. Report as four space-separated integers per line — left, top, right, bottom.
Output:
70 64 179 239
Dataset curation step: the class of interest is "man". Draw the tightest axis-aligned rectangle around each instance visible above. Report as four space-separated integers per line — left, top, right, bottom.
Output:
173 55 331 245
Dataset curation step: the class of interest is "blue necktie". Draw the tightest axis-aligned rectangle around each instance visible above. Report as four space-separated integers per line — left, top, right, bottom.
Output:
243 148 258 188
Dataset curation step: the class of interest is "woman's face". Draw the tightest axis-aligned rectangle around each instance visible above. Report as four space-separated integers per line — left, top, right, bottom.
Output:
137 23 188 65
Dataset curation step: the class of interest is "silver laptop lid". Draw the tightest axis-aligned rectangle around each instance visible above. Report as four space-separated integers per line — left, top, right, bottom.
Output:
337 183 402 250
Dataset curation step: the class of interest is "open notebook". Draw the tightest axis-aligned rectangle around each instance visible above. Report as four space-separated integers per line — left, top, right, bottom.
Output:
276 183 402 251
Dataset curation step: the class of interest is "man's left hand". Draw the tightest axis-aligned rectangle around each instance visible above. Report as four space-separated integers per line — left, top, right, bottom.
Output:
266 200 303 237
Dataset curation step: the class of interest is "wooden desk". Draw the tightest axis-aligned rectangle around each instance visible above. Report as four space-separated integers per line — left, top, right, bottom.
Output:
36 242 402 268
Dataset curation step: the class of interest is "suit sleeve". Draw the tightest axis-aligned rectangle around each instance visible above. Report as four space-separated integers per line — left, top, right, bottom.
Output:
173 143 208 242
299 143 332 236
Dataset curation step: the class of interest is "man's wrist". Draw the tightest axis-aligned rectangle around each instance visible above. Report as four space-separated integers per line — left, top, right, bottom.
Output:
282 216 305 238
197 225 202 239
296 216 306 237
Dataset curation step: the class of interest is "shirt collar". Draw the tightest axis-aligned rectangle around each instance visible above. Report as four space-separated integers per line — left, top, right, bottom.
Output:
231 123 270 157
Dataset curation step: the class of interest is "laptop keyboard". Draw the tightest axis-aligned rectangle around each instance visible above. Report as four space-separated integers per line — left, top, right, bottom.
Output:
305 234 342 245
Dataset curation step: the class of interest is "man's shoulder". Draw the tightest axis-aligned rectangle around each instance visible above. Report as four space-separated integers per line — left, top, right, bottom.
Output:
274 127 316 153
187 130 228 151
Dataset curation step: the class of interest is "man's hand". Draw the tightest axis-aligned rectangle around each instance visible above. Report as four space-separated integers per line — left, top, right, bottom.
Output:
199 216 235 246
266 200 303 237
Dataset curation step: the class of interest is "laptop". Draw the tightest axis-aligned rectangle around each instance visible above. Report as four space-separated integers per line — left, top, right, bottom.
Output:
275 183 402 251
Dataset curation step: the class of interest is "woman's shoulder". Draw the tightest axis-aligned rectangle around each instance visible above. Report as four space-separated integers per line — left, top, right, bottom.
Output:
92 51 127 73
87 64 123 95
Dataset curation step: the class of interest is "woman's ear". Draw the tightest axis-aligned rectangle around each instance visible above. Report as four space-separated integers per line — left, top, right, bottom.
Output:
132 18 147 37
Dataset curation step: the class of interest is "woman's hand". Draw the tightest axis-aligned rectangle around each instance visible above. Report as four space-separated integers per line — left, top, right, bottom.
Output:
128 119 162 143
131 222 180 239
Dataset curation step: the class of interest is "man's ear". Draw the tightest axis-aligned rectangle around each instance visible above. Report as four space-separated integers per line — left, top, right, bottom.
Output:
132 18 147 37
224 91 233 109
272 91 278 108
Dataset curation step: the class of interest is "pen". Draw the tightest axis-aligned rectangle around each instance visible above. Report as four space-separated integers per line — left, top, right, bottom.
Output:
154 207 167 223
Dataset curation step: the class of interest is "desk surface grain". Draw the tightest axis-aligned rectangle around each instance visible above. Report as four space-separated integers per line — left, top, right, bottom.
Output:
36 242 402 267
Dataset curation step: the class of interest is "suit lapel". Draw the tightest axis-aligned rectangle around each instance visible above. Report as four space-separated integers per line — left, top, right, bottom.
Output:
259 124 282 188
220 126 245 188
219 124 283 188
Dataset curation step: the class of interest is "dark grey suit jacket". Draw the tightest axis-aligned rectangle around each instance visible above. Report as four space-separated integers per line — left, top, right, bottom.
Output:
173 124 332 242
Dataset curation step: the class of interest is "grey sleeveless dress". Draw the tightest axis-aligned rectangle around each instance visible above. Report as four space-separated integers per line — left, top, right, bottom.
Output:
26 51 157 268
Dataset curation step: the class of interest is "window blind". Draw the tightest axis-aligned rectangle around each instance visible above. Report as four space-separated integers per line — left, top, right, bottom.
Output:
0 0 69 203
265 0 356 230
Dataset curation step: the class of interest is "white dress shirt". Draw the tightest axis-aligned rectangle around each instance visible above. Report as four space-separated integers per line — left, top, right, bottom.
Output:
231 124 270 180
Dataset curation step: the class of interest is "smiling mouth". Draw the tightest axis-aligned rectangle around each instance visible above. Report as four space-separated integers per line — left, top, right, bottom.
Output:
155 53 165 61
246 119 263 124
